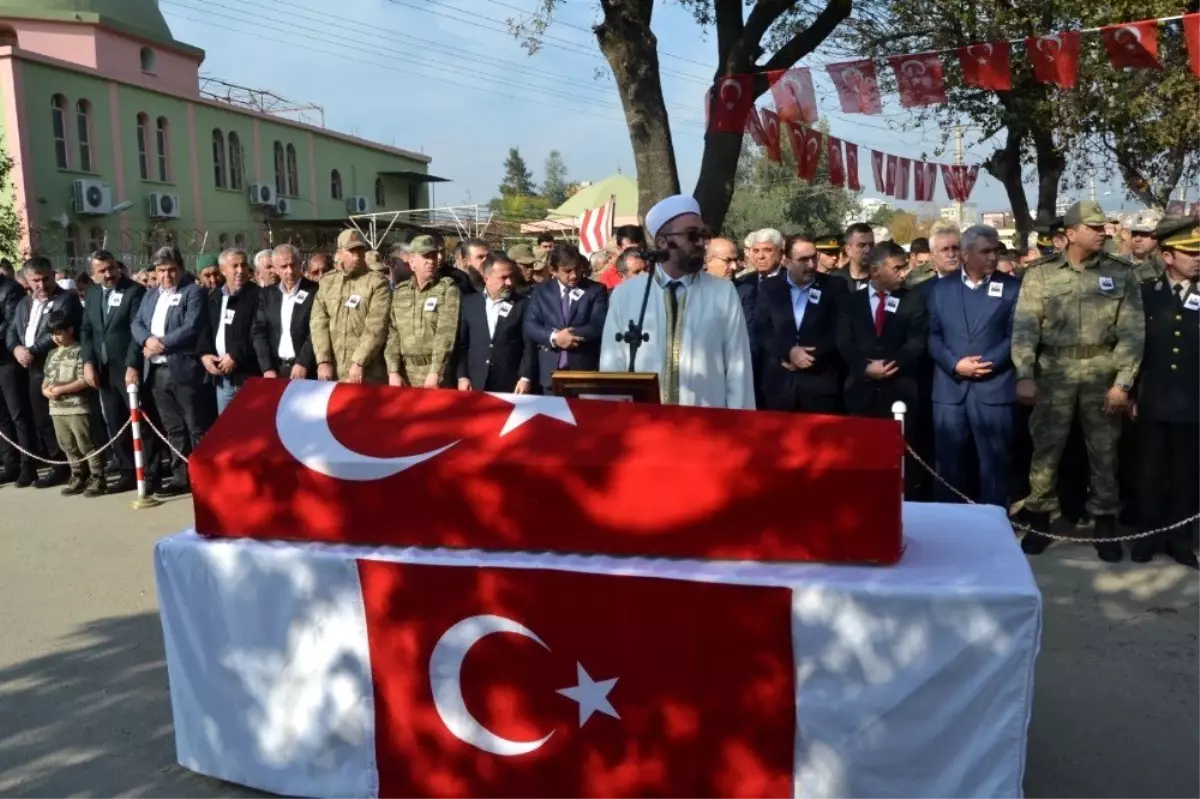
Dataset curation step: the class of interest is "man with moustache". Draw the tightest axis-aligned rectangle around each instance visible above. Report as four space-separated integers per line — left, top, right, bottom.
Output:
254 244 319 380
202 248 262 414
311 229 391 384
386 235 461 388
705 237 739 280
829 222 874 292
455 253 536 394
600 194 754 408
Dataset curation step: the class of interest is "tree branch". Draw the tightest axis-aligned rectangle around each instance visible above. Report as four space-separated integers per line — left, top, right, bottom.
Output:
713 0 745 70
760 0 854 74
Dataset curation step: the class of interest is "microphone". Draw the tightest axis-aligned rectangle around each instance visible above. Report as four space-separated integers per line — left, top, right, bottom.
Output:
637 242 677 263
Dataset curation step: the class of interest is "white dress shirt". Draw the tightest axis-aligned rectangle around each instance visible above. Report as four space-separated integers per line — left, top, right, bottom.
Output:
484 293 508 339
278 282 302 360
961 270 991 290
216 293 230 357
149 287 176 365
23 297 47 348
869 287 889 320
786 273 813 331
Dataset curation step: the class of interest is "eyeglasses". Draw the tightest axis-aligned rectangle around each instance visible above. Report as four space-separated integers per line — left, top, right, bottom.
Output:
791 255 818 264
662 229 712 244
709 254 738 263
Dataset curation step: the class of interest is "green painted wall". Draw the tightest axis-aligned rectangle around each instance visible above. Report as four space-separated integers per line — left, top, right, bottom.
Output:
12 58 433 269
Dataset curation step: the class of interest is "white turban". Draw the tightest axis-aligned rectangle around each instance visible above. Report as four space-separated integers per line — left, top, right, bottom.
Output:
645 194 702 240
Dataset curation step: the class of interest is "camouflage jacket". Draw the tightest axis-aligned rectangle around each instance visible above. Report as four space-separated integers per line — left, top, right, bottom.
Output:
905 262 936 287
1012 251 1145 387
43 344 89 416
310 266 391 382
384 276 461 381
1130 252 1164 284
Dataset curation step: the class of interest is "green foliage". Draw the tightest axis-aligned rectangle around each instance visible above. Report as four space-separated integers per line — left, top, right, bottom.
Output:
498 147 536 197
723 131 859 242
542 150 570 207
487 193 551 222
0 152 23 260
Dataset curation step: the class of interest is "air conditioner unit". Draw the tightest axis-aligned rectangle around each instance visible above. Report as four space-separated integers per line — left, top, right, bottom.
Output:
249 183 276 207
72 179 113 215
347 195 369 214
147 192 181 219
274 197 292 217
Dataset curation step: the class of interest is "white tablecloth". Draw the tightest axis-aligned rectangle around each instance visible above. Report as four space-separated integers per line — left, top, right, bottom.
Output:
155 502 1041 798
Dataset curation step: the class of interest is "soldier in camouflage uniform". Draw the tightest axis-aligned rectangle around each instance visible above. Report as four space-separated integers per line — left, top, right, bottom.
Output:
1127 209 1165 284
310 229 391 384
386 235 461 388
1012 201 1145 561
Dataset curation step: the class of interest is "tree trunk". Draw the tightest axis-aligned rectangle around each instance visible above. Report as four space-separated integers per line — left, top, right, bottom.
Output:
596 0 680 218
984 127 1033 248
1031 126 1065 231
694 131 748 233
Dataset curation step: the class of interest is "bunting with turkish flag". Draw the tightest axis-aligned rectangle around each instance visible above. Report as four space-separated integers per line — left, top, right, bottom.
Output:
871 150 886 193
759 108 782 163
826 136 846 188
894 158 911 201
1025 31 1081 88
957 42 1012 91
845 142 861 191
768 67 819 124
1186 14 1200 78
924 162 939 202
889 53 948 107
885 154 898 196
827 60 883 114
799 127 823 183
784 120 807 179
359 560 796 798
709 75 755 133
745 108 767 148
1101 20 1160 70
962 164 981 200
913 160 928 202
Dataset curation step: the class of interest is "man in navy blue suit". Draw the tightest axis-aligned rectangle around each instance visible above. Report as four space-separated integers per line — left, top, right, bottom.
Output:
926 225 1020 508
523 245 609 393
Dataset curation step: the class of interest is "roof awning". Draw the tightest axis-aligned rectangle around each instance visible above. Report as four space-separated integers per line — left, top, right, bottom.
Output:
379 171 451 183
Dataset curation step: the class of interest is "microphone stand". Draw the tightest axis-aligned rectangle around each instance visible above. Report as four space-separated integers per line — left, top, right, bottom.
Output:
614 261 658 373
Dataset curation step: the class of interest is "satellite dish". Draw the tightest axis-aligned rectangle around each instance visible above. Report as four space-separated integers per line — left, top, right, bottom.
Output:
111 200 134 213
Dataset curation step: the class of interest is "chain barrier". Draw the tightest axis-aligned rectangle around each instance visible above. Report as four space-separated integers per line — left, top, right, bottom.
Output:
904 443 1200 544
0 417 132 468
139 413 191 464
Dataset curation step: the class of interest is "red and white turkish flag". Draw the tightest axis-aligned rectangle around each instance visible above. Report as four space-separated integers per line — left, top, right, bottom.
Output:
767 67 819 124
871 150 886 193
826 136 846 188
1101 20 1160 70
360 560 796 797
941 164 962 202
709 75 754 133
924 162 939 201
913 160 928 202
784 120 807 179
745 106 767 147
888 53 947 107
962 164 980 201
799 127 823 183
845 142 861 191
759 108 783 163
827 60 883 114
1025 31 1081 88
1185 14 1200 78
894 158 911 201
189 380 903 564
957 41 1012 91
885 154 898 196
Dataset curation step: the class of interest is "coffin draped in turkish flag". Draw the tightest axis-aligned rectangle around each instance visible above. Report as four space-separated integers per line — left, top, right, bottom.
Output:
359 561 796 797
190 379 902 563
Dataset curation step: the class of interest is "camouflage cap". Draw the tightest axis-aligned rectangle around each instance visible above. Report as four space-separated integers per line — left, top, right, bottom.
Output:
1155 216 1200 253
1063 200 1107 228
337 228 368 250
409 235 438 255
507 243 536 265
196 253 219 270
813 234 843 252
1129 209 1163 233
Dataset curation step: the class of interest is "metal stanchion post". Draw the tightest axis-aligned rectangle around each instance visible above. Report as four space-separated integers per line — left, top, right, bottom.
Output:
892 401 907 492
128 382 161 509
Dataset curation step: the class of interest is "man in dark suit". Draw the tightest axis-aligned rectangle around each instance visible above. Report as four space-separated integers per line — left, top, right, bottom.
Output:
926 226 1020 509
755 236 847 414
201 248 262 414
132 246 214 496
734 228 784 404
523 245 609 393
80 250 147 493
1131 217 1199 568
0 266 31 485
837 241 929 497
455 253 537 394
253 244 318 380
7 256 83 488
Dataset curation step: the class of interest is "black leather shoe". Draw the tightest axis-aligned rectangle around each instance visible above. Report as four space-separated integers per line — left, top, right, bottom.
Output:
0 467 19 485
1165 542 1200 570
1130 539 1157 563
34 467 69 489
1021 512 1053 555
15 469 36 488
155 481 190 498
108 473 136 493
1094 515 1123 563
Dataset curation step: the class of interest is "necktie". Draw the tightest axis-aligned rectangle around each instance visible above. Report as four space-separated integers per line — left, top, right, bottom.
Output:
557 289 572 368
1174 282 1186 303
666 280 681 322
664 281 683 405
874 291 888 336
102 288 111 318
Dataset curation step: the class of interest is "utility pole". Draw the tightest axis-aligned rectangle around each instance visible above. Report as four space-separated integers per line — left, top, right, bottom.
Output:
954 125 964 227
1088 168 1097 202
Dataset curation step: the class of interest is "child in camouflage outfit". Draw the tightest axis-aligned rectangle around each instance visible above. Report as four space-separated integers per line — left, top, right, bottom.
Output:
41 310 105 497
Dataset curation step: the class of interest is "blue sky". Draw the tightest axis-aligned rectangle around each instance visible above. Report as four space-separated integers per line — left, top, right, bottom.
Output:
161 0 1157 217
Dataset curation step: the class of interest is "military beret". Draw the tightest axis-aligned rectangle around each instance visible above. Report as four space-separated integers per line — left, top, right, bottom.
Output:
1155 216 1200 253
1063 201 1107 228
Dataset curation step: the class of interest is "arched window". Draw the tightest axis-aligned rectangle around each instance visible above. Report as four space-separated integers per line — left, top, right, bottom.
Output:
51 94 68 168
374 177 386 208
234 232 246 249
228 132 243 191
76 100 94 171
211 129 226 188
285 143 299 197
273 141 285 196
155 116 170 181
88 226 105 253
330 169 342 200
140 46 155 72
218 233 230 250
65 223 79 266
135 112 149 179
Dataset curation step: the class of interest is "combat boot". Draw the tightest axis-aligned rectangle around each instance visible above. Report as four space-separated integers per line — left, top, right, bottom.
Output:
83 473 107 498
60 472 87 496
1020 512 1052 555
1094 515 1122 563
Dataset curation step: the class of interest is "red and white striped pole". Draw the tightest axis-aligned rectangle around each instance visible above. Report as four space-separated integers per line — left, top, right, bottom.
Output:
128 382 161 509
892 401 907 497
